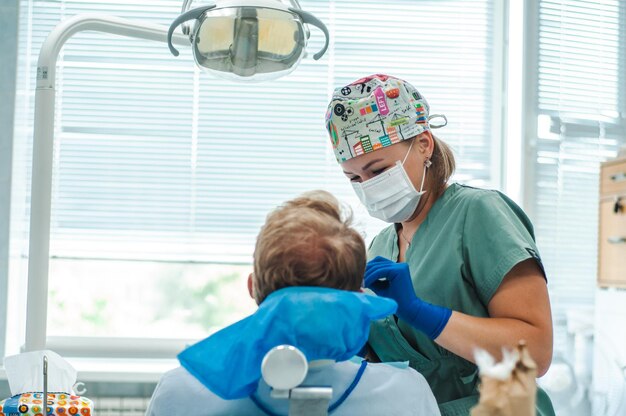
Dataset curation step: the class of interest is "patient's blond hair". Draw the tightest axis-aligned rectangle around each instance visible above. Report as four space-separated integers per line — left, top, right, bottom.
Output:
252 190 366 303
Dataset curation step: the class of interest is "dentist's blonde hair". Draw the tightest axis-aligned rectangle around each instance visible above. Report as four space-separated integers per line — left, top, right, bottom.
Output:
429 135 456 197
252 190 365 304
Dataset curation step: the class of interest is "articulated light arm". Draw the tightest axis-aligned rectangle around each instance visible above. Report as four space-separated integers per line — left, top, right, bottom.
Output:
25 14 188 352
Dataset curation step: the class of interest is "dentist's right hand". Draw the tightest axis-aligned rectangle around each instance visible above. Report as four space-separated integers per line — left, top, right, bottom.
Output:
364 256 452 340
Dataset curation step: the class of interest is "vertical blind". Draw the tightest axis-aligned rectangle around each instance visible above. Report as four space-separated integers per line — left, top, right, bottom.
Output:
531 0 625 347
13 0 498 265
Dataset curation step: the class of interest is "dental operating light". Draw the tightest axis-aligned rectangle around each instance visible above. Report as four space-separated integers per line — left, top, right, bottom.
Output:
168 0 330 81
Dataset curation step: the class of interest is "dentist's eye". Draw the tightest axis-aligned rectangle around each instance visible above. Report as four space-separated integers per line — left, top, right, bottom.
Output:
349 176 361 182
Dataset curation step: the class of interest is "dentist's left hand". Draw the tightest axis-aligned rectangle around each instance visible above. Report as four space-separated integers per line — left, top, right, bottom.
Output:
364 256 452 340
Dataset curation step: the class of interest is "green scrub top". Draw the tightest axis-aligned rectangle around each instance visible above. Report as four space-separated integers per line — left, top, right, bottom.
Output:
367 183 555 416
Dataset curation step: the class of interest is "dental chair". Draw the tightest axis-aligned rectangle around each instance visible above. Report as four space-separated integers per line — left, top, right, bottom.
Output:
174 288 397 416
259 345 334 416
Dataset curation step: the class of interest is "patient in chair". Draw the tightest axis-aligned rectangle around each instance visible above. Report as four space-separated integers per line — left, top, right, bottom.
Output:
147 191 440 415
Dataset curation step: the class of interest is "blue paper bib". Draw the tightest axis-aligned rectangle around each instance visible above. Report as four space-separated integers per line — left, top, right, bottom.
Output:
178 286 397 400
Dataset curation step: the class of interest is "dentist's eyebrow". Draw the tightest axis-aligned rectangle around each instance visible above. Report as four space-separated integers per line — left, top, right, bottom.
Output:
342 158 385 175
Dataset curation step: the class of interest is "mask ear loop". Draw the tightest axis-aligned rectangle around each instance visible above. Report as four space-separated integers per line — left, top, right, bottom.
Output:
403 137 430 193
401 139 415 165
418 159 430 193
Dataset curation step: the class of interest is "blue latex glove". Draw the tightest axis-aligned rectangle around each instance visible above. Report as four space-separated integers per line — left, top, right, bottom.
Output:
364 256 452 340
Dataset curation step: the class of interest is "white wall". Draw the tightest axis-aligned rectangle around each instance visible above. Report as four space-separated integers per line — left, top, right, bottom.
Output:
593 289 626 415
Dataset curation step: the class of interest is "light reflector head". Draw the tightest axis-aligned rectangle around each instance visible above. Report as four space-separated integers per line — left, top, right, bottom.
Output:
168 0 329 82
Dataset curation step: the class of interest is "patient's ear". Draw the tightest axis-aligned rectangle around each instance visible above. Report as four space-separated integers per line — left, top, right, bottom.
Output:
247 273 254 299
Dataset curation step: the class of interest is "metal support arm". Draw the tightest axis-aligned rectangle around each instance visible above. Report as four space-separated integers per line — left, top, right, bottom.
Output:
25 14 188 352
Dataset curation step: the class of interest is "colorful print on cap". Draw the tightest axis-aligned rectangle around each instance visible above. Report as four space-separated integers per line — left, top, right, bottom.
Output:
326 74 436 163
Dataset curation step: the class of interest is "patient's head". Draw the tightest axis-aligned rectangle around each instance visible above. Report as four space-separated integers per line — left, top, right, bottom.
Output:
250 190 366 304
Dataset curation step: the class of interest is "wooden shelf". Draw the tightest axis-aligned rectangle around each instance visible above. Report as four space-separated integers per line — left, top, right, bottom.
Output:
598 158 626 288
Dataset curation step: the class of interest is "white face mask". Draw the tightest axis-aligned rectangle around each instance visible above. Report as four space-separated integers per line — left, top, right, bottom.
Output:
351 142 428 223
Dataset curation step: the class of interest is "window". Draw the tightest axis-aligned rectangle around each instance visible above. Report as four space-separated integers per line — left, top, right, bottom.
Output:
0 2 20 362
526 0 626 349
9 0 501 356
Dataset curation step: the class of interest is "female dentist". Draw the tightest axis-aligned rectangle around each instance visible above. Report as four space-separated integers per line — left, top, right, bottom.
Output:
325 74 554 416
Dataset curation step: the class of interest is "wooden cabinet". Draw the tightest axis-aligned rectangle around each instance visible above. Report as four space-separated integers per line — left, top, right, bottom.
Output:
598 157 626 287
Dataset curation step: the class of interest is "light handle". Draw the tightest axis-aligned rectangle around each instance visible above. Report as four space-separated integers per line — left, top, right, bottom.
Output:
168 4 217 56
288 7 329 60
